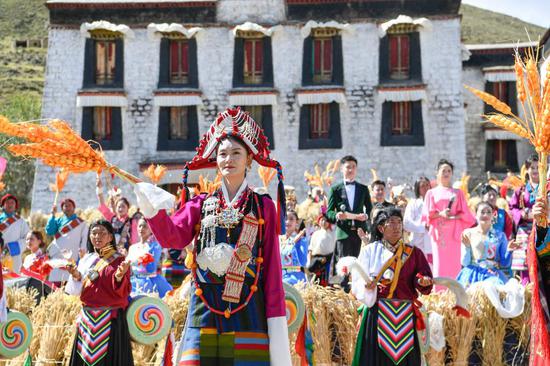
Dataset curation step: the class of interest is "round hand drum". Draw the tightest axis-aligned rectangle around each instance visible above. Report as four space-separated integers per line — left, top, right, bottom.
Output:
126 296 172 345
0 311 33 358
283 282 305 334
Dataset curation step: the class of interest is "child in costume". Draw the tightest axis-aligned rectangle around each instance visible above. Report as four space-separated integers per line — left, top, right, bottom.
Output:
134 108 291 366
280 210 308 285
351 207 433 366
127 218 172 297
457 202 511 287
65 220 133 366
307 212 335 286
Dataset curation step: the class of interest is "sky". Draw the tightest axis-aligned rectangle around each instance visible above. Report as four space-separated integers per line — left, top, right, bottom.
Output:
462 0 550 28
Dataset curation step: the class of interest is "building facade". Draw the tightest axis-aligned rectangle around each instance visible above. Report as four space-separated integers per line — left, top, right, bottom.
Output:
33 0 467 210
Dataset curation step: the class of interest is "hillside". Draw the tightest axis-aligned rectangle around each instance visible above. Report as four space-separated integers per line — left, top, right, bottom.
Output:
460 4 545 44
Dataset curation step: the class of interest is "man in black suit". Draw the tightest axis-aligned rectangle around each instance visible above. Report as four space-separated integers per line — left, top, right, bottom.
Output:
326 156 372 286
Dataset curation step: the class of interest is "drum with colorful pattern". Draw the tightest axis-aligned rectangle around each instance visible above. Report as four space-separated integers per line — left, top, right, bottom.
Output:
126 295 172 345
283 282 305 334
0 311 33 358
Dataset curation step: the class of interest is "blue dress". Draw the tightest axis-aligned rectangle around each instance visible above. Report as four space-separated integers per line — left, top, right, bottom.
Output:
128 238 172 298
280 234 308 285
457 228 512 287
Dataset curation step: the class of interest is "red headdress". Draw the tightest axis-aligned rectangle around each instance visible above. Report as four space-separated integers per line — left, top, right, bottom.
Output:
181 107 286 234
0 194 18 209
60 198 76 209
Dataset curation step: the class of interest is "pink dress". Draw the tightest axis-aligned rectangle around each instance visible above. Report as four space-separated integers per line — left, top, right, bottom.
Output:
421 186 476 279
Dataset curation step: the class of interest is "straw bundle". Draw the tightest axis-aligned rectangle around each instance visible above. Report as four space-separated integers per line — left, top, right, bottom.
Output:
163 280 190 338
0 117 140 185
31 290 81 366
77 207 104 225
6 287 38 316
299 284 359 365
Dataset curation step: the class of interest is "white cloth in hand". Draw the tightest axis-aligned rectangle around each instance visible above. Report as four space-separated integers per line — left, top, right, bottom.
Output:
267 316 292 366
134 182 175 218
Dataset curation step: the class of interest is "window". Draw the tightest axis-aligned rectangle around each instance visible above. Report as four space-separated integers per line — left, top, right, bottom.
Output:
157 106 199 151
485 140 519 172
95 40 116 85
484 81 517 115
243 39 264 84
379 30 421 84
389 34 410 80
381 101 424 146
170 39 189 84
302 29 343 86
313 37 333 83
81 107 123 150
391 102 412 135
159 37 198 88
83 34 124 88
298 102 342 149
240 105 275 149
233 33 273 87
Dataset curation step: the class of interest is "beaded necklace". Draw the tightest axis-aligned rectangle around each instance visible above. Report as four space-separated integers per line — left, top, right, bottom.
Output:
192 192 265 319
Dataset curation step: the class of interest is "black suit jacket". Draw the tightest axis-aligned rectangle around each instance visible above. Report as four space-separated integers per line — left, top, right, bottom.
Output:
326 181 372 240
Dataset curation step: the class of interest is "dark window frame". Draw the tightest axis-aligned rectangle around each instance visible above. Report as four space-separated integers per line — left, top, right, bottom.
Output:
485 139 519 173
158 37 199 89
380 101 424 146
81 107 123 150
302 33 343 86
239 105 275 149
83 37 124 89
233 35 273 88
157 106 199 151
298 102 342 149
484 81 518 115
379 31 421 85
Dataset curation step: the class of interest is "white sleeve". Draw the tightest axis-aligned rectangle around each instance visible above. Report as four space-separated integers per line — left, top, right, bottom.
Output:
403 201 425 233
65 274 83 296
351 246 377 307
18 219 30 254
80 223 89 252
267 316 292 366
134 182 175 219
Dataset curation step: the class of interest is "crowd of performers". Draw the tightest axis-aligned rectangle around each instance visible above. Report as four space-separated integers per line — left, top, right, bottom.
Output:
0 108 548 365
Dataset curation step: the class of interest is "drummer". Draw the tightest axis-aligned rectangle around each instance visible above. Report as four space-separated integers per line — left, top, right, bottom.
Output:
65 220 133 366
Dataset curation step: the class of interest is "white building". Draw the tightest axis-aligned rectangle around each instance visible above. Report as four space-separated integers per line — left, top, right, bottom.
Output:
34 0 468 210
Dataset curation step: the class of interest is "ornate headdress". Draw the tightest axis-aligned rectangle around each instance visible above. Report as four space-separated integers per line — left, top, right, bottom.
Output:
181 107 286 233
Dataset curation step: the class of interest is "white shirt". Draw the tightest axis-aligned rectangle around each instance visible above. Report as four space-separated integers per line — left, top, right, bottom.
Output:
403 198 432 255
221 179 248 205
65 252 99 296
309 228 336 256
351 242 395 308
344 181 356 211
1 216 30 274
48 221 89 282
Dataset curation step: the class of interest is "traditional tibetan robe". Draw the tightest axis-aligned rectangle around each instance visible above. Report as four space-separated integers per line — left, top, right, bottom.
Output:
279 233 308 285
457 228 511 287
127 237 172 298
147 182 287 366
45 213 88 282
351 241 433 366
66 248 133 366
0 212 29 274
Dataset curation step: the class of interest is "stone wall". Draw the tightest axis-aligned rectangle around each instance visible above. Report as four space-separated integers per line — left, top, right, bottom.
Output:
34 15 467 211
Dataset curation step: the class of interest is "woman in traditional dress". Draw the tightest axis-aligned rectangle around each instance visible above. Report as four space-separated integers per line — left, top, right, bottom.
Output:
403 177 432 263
422 159 475 279
134 108 291 365
280 210 308 285
457 202 512 287
509 154 539 283
480 184 513 239
351 207 433 366
66 220 133 366
96 178 140 253
307 212 336 286
22 231 47 270
127 218 172 297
